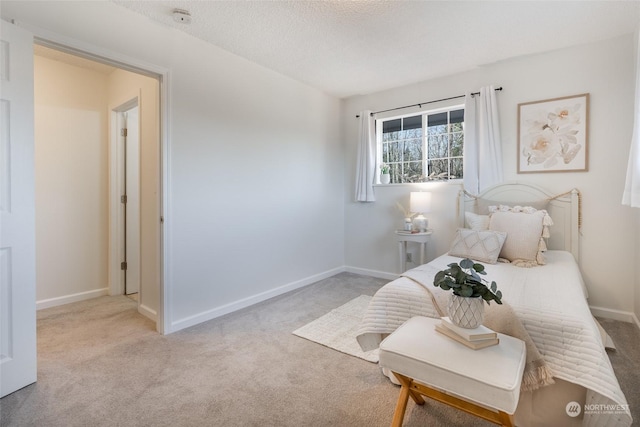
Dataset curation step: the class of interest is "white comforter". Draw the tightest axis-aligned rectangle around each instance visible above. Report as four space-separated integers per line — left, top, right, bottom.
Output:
356 251 632 427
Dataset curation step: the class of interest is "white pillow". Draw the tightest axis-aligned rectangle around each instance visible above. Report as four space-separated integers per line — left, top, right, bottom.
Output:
488 206 553 267
448 228 507 264
464 212 490 231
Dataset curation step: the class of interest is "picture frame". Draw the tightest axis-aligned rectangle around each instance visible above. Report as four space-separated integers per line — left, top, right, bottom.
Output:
517 93 589 173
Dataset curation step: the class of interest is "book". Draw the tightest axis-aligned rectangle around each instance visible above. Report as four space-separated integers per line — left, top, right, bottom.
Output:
435 324 499 350
440 317 497 341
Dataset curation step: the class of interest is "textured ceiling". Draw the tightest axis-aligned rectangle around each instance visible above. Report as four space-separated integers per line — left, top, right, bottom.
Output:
113 1 639 98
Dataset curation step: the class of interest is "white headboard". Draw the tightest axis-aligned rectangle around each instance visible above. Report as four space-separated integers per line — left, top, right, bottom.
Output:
458 182 580 262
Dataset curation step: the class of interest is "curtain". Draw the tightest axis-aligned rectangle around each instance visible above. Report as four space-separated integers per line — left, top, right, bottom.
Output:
622 29 640 208
463 85 503 195
355 110 376 202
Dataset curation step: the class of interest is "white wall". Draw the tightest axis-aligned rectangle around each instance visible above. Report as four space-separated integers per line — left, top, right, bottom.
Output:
34 56 109 304
107 69 160 320
2 1 344 332
343 34 637 315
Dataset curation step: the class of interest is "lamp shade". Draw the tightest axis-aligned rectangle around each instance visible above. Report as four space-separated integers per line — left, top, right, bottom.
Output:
410 192 432 214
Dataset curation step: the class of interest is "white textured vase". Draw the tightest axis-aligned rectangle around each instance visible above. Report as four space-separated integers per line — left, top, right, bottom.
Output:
448 294 485 329
380 173 391 184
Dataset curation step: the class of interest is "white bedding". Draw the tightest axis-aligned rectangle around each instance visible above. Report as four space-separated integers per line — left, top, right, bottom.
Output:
357 251 632 427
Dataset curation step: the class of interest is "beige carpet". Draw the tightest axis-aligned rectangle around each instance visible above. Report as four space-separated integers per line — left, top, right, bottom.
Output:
292 295 378 363
1 272 638 427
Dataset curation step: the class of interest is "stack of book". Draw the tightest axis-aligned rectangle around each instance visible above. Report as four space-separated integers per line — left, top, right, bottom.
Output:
435 317 499 350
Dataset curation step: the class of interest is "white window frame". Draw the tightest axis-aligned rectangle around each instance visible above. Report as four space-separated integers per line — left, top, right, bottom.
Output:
375 104 464 184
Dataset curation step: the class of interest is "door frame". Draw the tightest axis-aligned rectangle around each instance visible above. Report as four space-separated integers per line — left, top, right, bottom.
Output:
27 27 171 334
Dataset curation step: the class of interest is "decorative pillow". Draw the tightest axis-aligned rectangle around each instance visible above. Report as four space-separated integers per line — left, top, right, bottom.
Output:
464 212 490 231
488 205 553 267
448 228 507 264
477 198 550 215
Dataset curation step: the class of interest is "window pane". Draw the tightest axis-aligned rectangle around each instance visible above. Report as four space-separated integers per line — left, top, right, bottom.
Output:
382 142 390 163
428 159 448 178
428 112 447 127
383 130 399 142
450 109 464 124
450 158 463 179
428 135 448 159
451 122 464 132
451 132 464 157
387 141 400 163
403 115 422 130
404 139 422 161
402 127 422 139
403 162 423 181
390 163 402 183
383 119 401 133
427 123 447 136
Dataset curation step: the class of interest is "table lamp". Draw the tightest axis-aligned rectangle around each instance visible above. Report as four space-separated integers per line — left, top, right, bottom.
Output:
410 191 431 232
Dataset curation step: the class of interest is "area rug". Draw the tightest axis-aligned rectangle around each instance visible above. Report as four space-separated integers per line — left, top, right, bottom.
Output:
292 295 379 363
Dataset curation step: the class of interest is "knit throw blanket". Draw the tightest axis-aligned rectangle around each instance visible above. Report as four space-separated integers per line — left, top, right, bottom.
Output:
402 271 555 392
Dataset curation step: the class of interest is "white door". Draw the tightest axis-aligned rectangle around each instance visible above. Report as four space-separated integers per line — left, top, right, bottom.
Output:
0 21 37 397
123 105 140 295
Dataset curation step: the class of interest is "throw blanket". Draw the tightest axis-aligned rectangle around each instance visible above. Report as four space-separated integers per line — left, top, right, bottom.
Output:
402 270 554 392
356 252 632 427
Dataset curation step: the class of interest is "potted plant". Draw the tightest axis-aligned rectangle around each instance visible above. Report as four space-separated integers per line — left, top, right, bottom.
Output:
433 258 502 328
380 163 391 184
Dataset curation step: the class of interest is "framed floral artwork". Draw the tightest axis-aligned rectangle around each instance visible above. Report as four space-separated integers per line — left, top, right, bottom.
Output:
518 93 589 173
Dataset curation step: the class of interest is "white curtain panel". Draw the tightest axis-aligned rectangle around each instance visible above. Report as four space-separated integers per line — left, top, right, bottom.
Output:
463 86 504 195
355 110 376 202
622 29 640 208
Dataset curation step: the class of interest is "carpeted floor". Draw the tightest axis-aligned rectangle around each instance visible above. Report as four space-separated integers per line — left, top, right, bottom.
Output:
1 272 638 427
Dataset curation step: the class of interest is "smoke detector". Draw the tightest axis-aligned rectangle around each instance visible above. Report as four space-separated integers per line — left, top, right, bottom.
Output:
172 9 192 24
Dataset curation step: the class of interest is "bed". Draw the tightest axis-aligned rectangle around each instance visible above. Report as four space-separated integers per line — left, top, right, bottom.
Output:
356 182 632 427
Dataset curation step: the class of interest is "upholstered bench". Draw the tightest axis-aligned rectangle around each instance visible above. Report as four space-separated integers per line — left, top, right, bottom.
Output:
379 316 526 427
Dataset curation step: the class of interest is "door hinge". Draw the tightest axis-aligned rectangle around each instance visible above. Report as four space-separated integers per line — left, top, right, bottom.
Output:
121 262 128 271
121 195 127 204
121 128 128 137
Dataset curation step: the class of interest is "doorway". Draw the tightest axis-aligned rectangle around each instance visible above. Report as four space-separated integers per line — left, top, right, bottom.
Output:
33 43 163 329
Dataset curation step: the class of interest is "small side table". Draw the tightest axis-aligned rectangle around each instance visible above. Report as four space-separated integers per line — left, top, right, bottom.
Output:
394 230 432 273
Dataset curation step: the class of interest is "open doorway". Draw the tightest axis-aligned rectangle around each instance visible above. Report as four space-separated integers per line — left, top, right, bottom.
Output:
33 44 162 327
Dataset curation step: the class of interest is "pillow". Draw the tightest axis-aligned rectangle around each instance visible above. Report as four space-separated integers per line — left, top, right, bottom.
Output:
488 205 553 267
448 228 507 264
464 212 490 231
477 198 550 215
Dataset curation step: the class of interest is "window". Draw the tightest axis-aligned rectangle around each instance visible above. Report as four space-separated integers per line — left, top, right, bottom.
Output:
377 106 464 183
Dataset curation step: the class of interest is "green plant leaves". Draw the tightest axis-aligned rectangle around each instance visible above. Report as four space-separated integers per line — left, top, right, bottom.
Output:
460 258 474 269
432 258 503 304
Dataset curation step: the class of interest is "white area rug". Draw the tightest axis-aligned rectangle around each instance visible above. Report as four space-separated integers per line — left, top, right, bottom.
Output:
293 295 379 363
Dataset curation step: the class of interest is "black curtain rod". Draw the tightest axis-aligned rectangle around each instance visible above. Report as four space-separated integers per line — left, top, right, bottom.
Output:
355 87 503 118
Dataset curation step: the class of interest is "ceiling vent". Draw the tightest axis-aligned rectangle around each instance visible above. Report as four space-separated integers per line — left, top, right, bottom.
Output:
172 9 192 24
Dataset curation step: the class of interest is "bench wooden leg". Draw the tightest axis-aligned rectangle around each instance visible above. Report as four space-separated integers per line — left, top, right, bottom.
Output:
395 373 425 405
391 382 410 427
389 371 515 427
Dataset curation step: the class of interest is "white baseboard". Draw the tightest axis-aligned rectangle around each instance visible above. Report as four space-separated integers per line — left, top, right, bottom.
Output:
36 287 109 310
170 267 346 333
344 266 398 281
589 305 640 328
138 303 157 322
